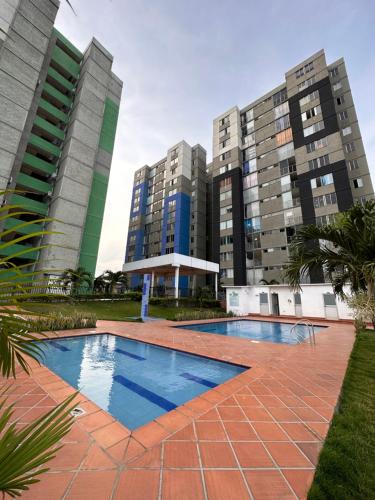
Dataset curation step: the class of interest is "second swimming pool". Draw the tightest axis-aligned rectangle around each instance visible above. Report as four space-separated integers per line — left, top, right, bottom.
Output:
176 319 326 344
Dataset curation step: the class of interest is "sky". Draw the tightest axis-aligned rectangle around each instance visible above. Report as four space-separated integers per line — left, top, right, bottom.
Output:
55 0 375 276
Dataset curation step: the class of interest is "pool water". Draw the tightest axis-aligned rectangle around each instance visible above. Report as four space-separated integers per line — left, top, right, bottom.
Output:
176 319 326 344
40 334 245 429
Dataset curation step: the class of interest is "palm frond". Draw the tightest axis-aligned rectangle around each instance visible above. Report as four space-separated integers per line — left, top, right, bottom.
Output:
0 393 77 497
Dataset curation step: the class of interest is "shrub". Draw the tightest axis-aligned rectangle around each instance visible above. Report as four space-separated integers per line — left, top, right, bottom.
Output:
346 292 375 332
149 297 221 308
173 310 234 321
31 311 97 331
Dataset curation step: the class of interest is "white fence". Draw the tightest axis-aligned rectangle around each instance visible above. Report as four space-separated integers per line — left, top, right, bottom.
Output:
225 284 352 320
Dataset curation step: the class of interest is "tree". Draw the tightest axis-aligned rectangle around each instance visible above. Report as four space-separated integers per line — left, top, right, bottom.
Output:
0 198 76 497
284 201 375 326
93 274 106 294
259 279 280 285
60 267 92 294
102 270 128 294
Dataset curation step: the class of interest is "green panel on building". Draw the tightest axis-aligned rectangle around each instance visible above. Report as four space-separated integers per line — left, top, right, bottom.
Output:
99 98 120 154
78 172 109 277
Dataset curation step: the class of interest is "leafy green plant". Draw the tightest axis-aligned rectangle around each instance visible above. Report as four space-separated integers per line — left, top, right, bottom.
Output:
0 197 76 497
31 311 97 331
174 310 234 321
284 201 375 326
346 292 375 333
0 393 76 497
60 266 92 294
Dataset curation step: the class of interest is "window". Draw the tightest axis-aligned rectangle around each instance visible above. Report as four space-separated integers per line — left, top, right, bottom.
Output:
295 61 314 79
336 95 345 105
280 158 296 176
220 235 233 245
299 90 319 107
342 126 352 136
298 76 315 91
243 172 258 188
245 201 260 218
219 163 232 175
220 268 234 279
310 173 334 189
273 88 287 106
353 178 364 188
220 116 230 126
243 186 259 204
282 191 293 208
308 154 330 170
274 101 289 118
242 120 255 135
220 151 231 161
329 67 339 77
244 217 261 233
243 158 256 174
303 120 325 137
333 82 342 91
219 127 229 137
220 205 232 215
348 159 359 170
277 142 294 161
243 146 256 161
275 114 290 131
242 133 255 147
220 139 229 148
316 214 336 226
301 105 321 122
165 247 174 254
220 251 234 262
276 128 293 145
313 192 337 208
339 110 348 120
220 219 233 230
220 191 231 202
345 142 355 153
166 234 174 243
306 137 328 153
219 177 232 189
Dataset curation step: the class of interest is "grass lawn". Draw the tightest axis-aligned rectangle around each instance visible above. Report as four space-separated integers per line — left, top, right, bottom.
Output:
21 300 224 321
308 330 375 499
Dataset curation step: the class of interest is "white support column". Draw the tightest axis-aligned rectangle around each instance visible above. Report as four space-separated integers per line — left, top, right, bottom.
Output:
151 271 155 297
174 265 180 299
215 272 218 300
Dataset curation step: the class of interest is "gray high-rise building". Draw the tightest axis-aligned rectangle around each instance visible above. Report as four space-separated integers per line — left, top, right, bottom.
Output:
124 141 209 292
0 0 122 278
210 49 374 286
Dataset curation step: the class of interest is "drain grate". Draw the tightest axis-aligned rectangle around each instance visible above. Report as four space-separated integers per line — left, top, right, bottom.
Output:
70 407 86 418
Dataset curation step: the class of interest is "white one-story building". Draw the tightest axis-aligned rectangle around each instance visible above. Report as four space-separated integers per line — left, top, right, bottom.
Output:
225 284 353 321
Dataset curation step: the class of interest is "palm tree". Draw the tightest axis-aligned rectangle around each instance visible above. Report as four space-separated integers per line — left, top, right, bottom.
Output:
60 267 92 294
284 201 375 324
259 279 280 285
102 270 128 294
0 197 76 497
93 274 106 294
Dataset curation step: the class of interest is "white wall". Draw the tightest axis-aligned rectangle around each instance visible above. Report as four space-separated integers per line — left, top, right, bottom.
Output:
226 284 352 320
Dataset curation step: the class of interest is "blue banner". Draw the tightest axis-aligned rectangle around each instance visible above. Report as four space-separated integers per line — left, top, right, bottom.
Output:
141 274 151 320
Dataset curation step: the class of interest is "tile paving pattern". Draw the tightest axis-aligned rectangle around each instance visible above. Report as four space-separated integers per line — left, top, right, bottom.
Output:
0 316 354 499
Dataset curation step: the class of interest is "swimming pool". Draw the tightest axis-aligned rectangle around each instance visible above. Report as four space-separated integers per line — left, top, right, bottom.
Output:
40 334 245 429
176 319 326 344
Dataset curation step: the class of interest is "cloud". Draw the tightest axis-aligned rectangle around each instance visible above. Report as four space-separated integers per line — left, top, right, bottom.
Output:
55 0 375 276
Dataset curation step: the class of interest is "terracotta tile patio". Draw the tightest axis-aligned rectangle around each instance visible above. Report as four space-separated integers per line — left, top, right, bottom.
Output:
0 316 355 499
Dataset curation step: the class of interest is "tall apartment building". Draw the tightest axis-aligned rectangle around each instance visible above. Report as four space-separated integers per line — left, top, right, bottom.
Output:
210 49 374 286
124 141 208 291
0 0 122 278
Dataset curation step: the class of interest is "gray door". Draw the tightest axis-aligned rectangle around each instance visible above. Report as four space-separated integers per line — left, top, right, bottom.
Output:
294 293 302 317
259 292 269 315
323 293 338 319
271 293 280 316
